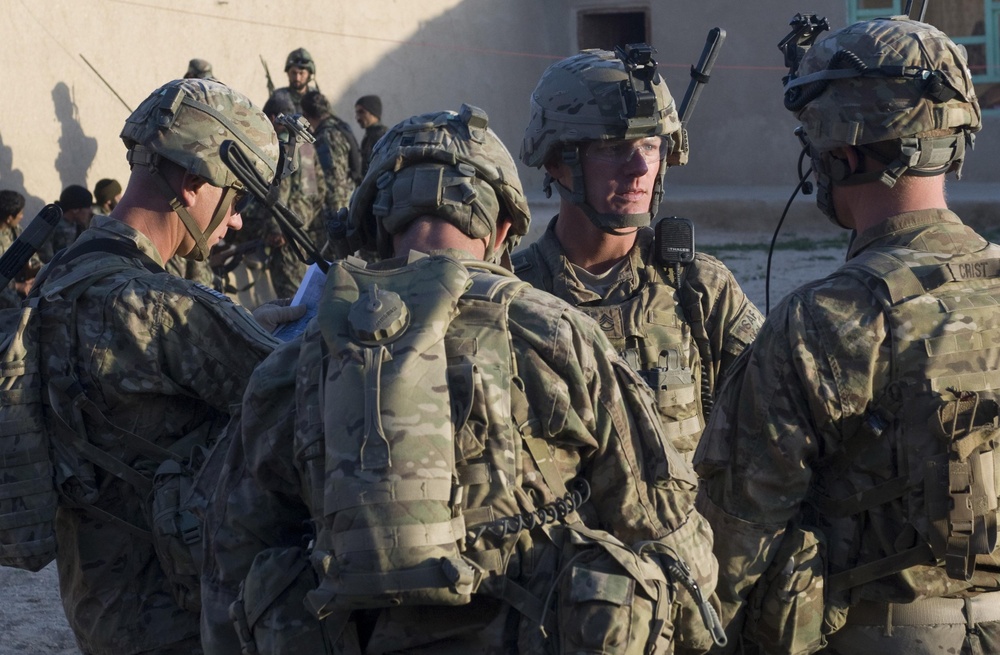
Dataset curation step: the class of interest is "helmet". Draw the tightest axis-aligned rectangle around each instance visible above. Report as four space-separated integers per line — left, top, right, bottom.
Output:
121 79 279 260
185 58 213 79
348 104 530 264
521 45 685 233
285 47 315 74
784 17 981 225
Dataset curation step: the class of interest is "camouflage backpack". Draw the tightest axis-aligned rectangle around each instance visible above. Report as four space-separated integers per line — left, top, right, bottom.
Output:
230 252 696 654
819 244 1000 588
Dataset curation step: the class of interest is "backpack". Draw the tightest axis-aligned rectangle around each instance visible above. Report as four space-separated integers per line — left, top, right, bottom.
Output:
812 245 1000 593
229 253 715 655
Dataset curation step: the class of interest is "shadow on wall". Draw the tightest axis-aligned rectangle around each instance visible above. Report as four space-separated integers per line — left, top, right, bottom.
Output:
314 0 559 196
52 82 98 196
0 131 48 220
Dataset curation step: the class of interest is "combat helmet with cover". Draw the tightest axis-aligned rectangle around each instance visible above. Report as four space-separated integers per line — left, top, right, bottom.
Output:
781 16 981 225
285 47 315 75
347 103 530 265
521 45 686 234
120 78 279 261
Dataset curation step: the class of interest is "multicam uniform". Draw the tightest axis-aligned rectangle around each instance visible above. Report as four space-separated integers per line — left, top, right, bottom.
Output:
239 141 325 298
695 210 1000 653
514 222 761 460
313 115 357 219
201 250 718 655
38 216 276 655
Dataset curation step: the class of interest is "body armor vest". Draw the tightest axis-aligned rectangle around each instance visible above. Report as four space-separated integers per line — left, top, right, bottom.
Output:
815 244 1000 595
517 249 704 456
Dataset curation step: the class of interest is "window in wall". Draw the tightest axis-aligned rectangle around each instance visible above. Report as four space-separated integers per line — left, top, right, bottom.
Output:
577 10 649 51
847 0 1000 110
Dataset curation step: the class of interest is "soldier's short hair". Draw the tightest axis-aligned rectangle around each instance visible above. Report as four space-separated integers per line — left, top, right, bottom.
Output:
0 190 25 220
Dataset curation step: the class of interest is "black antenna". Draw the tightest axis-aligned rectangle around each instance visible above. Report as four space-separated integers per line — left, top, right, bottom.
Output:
919 0 929 22
904 0 914 16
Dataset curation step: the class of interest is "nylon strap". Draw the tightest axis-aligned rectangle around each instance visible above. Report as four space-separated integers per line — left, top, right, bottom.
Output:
325 479 453 513
331 516 467 554
828 543 934 594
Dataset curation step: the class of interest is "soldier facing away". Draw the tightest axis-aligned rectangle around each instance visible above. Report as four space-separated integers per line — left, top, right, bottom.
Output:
301 90 360 237
513 46 762 464
33 78 284 655
694 16 996 654
199 104 721 654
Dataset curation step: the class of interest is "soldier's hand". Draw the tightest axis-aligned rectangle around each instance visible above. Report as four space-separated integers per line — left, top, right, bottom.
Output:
251 298 307 333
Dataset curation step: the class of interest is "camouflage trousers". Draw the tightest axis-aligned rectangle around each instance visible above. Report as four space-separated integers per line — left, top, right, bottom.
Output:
822 593 1000 655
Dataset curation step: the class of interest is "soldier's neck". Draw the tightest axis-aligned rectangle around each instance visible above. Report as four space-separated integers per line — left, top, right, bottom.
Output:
553 207 637 275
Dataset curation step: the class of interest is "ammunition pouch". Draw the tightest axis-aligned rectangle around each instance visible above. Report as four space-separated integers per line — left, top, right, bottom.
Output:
745 524 848 655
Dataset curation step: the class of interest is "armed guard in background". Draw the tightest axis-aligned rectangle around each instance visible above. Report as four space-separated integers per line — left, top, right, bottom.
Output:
693 15 995 655
32 78 282 655
513 45 762 464
199 103 723 654
267 47 318 114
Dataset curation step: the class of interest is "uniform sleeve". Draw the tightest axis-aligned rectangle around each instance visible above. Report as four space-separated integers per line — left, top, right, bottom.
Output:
692 283 883 650
513 299 719 651
147 279 277 411
200 339 312 654
684 254 764 394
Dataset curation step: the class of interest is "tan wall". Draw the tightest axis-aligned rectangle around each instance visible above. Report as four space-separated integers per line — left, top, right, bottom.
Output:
2 0 995 226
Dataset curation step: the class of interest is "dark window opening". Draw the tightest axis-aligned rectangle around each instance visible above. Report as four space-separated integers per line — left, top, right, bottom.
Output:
578 10 649 51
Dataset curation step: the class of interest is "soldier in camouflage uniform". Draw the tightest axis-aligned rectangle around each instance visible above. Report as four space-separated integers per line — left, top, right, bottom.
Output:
302 90 359 231
513 47 762 464
694 17 998 654
267 47 317 114
0 189 36 309
200 104 721 654
34 78 283 655
236 92 325 298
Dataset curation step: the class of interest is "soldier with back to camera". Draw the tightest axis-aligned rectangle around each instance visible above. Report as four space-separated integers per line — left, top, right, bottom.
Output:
694 15 997 654
200 104 723 655
514 45 762 464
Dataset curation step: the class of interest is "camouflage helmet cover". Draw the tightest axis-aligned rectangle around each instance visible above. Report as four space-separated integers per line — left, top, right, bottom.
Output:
521 48 684 168
788 17 981 153
285 47 316 74
120 78 279 191
348 104 531 260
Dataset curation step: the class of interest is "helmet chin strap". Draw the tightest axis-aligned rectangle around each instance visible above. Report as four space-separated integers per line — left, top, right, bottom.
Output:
153 172 236 261
547 146 658 236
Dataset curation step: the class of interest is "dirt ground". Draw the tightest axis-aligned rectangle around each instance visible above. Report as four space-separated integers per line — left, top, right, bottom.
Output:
0 218 852 655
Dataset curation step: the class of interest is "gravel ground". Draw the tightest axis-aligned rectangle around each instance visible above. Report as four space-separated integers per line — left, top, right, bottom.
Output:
0 219 854 655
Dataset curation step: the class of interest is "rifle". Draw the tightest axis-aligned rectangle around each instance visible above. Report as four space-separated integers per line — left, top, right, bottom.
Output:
260 55 275 97
678 27 727 124
209 238 266 275
0 205 63 290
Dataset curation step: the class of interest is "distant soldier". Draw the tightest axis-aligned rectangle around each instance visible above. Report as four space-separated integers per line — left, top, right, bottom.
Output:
92 178 121 216
39 184 93 262
238 92 325 298
0 189 37 308
514 46 762 463
267 47 317 114
355 94 388 175
184 58 216 81
301 90 358 234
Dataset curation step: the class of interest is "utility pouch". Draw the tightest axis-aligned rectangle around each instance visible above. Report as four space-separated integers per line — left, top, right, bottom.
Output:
746 525 845 655
150 458 202 612
552 526 671 655
230 546 333 655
